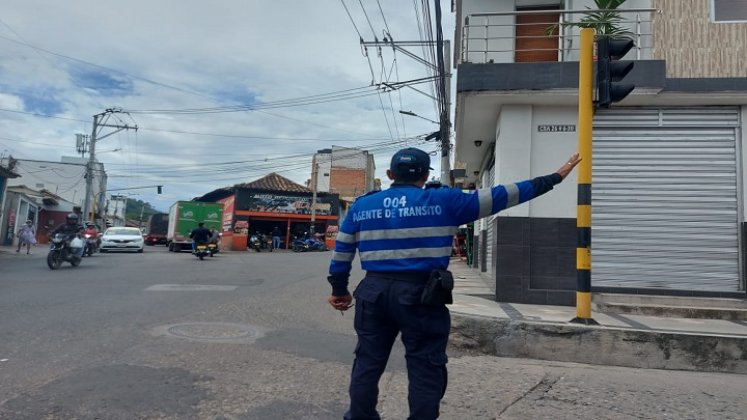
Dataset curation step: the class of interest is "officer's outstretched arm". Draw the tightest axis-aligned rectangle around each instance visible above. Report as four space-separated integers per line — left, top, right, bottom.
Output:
448 153 580 225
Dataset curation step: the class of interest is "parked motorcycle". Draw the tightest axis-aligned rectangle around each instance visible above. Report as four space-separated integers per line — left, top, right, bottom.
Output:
249 235 262 252
47 233 83 269
194 243 209 260
84 233 99 256
292 238 327 252
265 237 274 252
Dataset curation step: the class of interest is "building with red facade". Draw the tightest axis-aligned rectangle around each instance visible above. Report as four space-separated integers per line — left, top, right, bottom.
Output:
197 173 340 251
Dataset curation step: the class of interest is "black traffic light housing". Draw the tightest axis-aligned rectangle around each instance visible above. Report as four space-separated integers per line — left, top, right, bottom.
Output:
596 36 635 109
157 185 162 194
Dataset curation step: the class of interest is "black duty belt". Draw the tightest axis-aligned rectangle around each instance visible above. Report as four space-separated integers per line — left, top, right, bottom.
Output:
366 271 431 283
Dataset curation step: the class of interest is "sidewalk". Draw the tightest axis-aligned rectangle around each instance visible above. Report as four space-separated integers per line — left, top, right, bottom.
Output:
448 259 747 374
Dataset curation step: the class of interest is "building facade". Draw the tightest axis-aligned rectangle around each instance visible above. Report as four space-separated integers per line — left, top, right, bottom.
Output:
197 172 340 251
1 186 77 246
3 157 107 220
0 158 21 240
453 0 747 305
311 147 376 201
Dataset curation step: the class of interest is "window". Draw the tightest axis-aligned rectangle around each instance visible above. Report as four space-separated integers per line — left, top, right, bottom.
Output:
712 0 747 22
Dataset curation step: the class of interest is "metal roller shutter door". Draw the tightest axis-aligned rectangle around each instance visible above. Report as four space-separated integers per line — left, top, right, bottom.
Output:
486 163 497 274
592 107 741 292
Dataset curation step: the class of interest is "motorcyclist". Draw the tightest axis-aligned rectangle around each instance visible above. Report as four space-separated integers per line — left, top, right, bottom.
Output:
84 222 100 242
50 213 85 257
208 228 220 244
208 227 221 251
189 222 212 252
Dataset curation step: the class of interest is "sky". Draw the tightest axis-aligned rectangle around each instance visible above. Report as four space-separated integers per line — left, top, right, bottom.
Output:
0 0 455 211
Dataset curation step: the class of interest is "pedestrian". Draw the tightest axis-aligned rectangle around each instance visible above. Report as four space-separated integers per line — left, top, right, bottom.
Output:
16 219 37 254
271 226 281 250
326 147 581 419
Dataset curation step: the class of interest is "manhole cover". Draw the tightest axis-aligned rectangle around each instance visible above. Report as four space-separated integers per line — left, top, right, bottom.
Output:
152 322 265 343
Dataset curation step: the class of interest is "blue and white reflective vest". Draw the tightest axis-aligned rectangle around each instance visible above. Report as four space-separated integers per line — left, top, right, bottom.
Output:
327 173 562 295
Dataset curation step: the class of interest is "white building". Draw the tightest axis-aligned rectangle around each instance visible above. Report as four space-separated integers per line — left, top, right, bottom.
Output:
3 157 107 219
453 0 747 304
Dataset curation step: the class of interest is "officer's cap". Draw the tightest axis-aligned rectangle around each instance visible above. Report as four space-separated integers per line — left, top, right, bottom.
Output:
390 147 433 177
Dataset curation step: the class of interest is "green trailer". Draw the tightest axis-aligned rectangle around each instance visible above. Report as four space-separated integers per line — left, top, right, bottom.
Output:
167 201 223 252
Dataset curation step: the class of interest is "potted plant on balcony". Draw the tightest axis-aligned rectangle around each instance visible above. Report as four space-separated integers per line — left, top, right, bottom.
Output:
546 0 633 39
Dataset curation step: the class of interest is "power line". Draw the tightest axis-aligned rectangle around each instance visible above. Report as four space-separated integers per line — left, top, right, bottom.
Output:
107 137 420 175
0 33 210 100
111 139 433 185
376 0 393 35
358 0 379 39
340 0 364 41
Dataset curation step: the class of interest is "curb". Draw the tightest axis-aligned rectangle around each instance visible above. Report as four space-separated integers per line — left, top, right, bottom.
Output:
451 313 747 374
594 302 747 321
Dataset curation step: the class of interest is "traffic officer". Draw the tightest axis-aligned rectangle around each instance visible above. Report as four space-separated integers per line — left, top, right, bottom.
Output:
327 147 581 420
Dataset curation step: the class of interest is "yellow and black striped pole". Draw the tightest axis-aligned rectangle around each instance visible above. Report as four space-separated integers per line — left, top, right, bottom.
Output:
571 28 598 325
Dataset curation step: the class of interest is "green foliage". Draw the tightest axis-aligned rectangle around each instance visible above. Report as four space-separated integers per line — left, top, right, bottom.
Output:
125 198 159 221
546 0 633 39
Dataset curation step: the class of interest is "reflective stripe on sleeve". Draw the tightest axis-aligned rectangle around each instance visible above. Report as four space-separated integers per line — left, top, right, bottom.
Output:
478 188 493 218
358 226 457 241
336 231 357 244
505 183 520 208
332 251 355 262
359 246 452 261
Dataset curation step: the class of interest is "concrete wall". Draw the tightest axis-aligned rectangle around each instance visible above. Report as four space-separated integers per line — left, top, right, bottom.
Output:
492 105 578 218
653 0 747 78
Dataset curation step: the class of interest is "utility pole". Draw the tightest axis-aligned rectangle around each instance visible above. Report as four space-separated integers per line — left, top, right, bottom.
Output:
82 108 137 224
139 203 145 229
440 40 451 185
310 160 318 236
434 0 451 185
361 35 452 185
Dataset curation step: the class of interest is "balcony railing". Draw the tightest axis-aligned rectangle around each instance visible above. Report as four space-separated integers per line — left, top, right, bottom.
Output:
460 8 658 64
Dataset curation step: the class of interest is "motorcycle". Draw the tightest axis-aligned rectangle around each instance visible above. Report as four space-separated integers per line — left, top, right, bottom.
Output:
84 233 99 256
207 241 219 257
249 235 262 252
47 233 83 269
292 238 327 252
194 242 209 260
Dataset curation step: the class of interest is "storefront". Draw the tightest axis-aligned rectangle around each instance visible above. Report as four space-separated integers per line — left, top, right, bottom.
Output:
197 173 340 251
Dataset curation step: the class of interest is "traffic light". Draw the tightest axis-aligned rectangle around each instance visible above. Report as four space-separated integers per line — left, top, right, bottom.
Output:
157 185 162 194
596 36 635 109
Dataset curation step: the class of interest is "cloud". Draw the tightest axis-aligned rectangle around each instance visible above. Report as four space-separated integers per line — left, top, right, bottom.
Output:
0 0 454 211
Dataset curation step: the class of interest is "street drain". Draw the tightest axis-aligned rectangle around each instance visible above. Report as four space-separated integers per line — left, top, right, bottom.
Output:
152 322 265 344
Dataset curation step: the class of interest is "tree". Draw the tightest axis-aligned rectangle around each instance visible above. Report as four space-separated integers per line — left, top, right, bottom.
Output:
125 198 159 222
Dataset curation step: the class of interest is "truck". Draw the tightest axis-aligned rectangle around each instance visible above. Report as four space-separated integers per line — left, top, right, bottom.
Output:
144 213 169 245
167 201 223 252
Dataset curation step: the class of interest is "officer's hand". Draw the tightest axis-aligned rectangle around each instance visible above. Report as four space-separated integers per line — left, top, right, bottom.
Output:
328 294 354 311
555 153 582 180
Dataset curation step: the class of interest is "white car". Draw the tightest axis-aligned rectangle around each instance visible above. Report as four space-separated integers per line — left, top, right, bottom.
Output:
100 227 145 253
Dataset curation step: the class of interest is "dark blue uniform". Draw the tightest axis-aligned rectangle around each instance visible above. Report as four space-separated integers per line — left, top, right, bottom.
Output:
328 149 564 419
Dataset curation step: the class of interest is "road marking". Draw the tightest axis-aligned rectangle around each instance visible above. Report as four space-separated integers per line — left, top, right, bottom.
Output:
144 284 238 292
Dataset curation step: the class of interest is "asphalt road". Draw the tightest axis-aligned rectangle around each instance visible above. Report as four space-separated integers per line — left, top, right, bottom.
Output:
0 245 745 419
